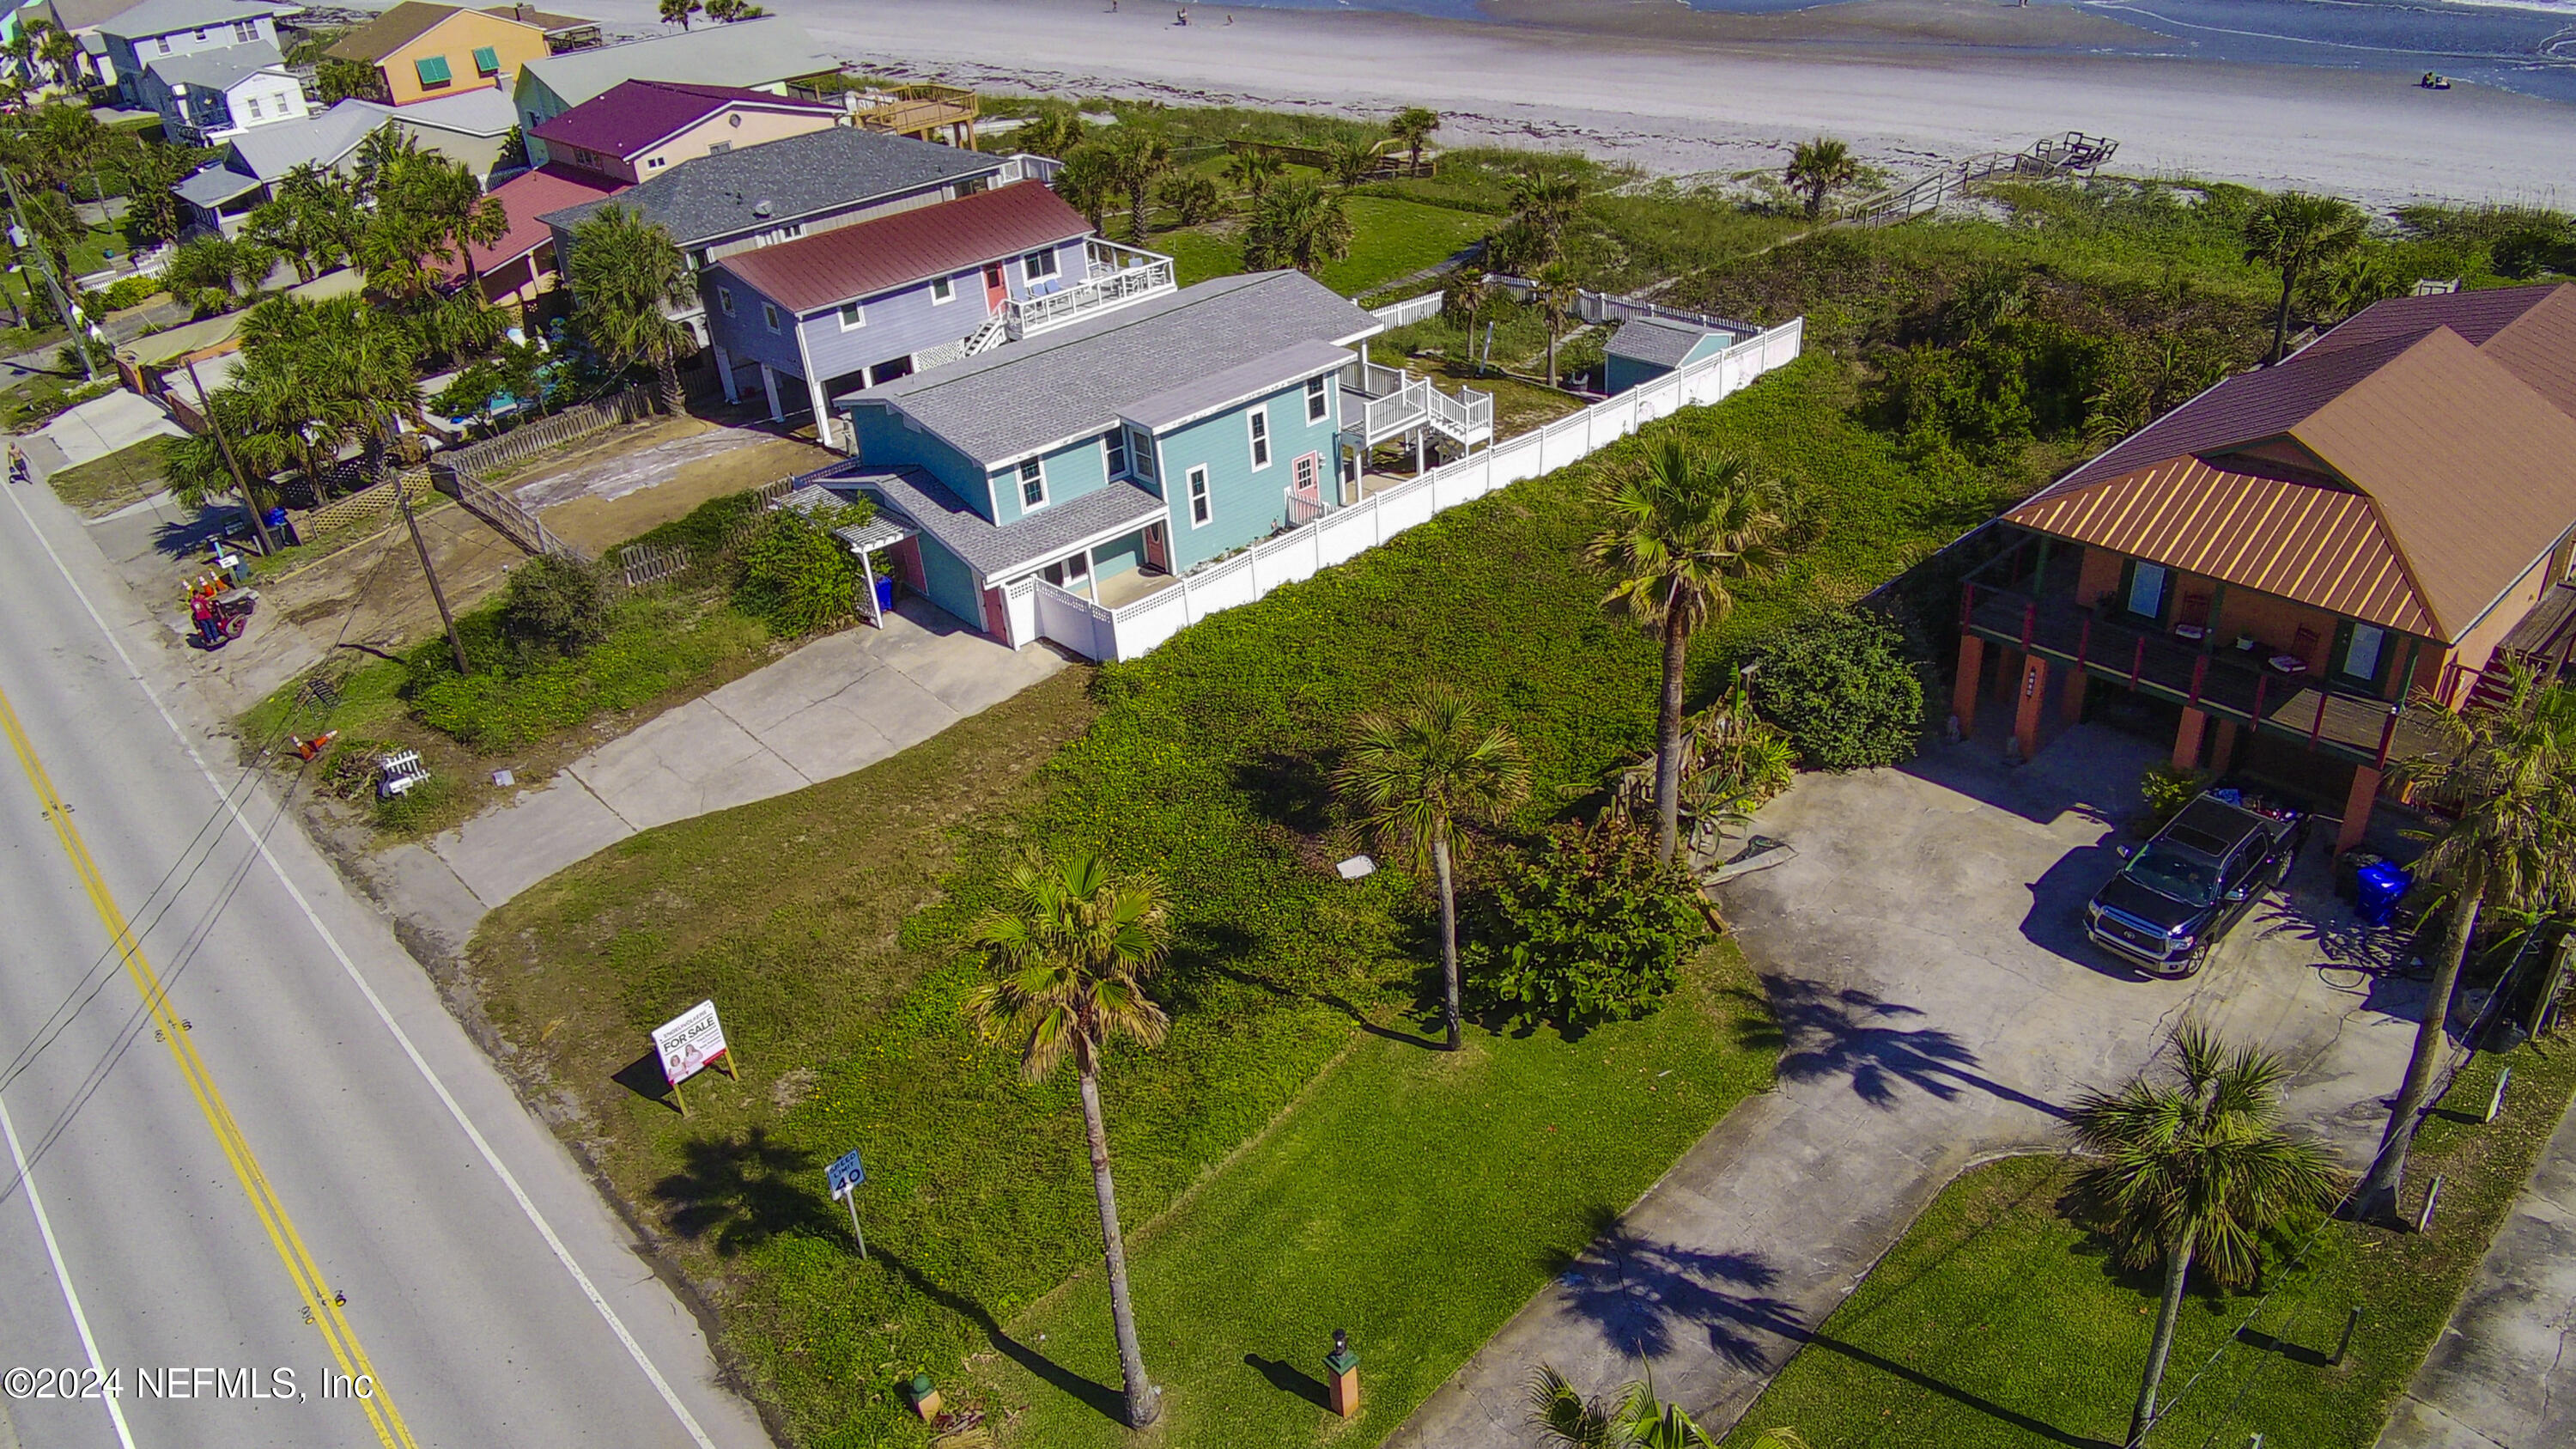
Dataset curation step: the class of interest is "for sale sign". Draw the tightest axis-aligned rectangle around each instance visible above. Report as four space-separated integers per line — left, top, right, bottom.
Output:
652 1000 729 1087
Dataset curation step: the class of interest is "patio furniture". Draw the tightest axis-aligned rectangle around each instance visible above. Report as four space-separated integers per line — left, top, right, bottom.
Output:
2268 654 2309 675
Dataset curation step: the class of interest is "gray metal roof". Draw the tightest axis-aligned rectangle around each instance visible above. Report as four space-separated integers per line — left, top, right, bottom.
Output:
1605 315 1719 369
518 16 836 111
99 0 285 39
1125 338 1354 433
225 100 380 177
147 38 283 90
176 162 261 207
821 464 1164 581
848 271 1381 466
538 126 1000 249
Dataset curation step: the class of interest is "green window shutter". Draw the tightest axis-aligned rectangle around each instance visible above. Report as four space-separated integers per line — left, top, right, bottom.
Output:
471 46 500 75
415 54 452 86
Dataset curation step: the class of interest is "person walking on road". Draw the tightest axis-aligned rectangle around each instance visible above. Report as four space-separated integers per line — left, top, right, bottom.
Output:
7 441 27 485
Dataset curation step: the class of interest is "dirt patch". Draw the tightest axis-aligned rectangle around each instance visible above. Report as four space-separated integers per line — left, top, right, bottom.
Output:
540 435 839 556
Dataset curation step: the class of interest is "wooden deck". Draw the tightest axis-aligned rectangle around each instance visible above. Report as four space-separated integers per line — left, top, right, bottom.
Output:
1965 582 2445 768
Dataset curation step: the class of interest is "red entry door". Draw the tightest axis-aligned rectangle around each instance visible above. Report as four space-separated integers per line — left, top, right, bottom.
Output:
984 264 1007 312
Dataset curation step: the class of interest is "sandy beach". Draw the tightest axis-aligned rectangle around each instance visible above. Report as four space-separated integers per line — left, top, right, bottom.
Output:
575 0 2576 210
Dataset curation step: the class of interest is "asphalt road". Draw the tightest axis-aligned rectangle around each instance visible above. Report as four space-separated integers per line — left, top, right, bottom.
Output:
0 475 775 1448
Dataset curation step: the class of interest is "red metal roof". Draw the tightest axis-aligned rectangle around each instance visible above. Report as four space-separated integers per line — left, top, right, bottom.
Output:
454 164 624 279
714 180 1090 314
530 80 837 161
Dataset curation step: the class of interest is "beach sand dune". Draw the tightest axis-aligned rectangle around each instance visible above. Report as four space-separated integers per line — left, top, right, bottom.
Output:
579 0 2575 208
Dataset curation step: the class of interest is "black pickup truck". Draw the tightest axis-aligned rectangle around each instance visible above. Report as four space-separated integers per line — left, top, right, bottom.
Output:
2086 790 2309 977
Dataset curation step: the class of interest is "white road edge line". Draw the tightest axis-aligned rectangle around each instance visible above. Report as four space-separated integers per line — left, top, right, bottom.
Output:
0 1086 140 1449
2 484 724 1449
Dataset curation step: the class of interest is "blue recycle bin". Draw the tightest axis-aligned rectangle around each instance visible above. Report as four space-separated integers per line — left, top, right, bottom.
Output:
2355 860 2412 928
875 575 896 612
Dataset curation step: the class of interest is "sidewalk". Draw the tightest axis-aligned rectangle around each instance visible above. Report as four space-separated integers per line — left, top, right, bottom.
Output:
412 598 1066 908
2376 1088 2576 1449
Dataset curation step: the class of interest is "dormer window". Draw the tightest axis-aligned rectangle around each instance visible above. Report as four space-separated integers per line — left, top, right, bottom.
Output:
839 301 864 330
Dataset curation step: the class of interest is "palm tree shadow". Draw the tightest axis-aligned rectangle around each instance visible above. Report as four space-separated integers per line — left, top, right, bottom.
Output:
649 1128 837 1256
1242 1353 1330 1410
1804 1334 2121 1448
1762 974 2068 1120
869 1242 1128 1424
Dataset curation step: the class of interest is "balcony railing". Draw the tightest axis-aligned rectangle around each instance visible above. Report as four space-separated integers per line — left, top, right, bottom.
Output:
1961 580 2445 768
845 83 978 138
1004 247 1176 339
1339 361 1493 447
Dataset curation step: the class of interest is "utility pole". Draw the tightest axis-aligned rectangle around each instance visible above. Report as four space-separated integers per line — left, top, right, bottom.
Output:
1 165 94 382
399 484 470 675
182 356 276 556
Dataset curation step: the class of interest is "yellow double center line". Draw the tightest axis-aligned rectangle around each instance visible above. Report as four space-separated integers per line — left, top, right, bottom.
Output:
0 682 417 1449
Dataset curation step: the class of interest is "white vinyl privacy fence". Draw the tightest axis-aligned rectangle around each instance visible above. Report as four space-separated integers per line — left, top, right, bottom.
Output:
1014 316 1804 663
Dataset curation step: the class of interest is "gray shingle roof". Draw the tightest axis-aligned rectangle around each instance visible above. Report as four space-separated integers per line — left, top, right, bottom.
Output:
818 464 1164 581
850 271 1381 465
100 0 283 39
1605 315 1717 369
519 16 836 112
1124 338 1353 433
176 161 261 207
147 37 283 89
539 127 1000 249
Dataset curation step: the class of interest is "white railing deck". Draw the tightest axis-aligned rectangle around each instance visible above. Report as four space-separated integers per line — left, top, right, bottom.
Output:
1340 360 1492 447
1023 316 1805 662
1007 250 1177 338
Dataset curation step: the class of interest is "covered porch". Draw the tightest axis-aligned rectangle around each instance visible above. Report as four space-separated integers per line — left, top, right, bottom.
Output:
1955 534 2447 851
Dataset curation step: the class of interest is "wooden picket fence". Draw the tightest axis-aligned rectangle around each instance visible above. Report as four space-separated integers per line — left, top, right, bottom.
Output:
447 386 653 478
295 468 433 536
615 540 693 590
432 460 586 561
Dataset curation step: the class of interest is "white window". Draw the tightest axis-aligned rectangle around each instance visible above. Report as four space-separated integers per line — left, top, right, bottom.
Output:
1248 408 1271 470
929 275 954 304
1023 247 1059 282
2342 623 2386 682
762 301 780 332
1305 375 1327 423
1105 429 1127 478
1127 426 1156 484
646 156 666 170
234 20 257 40
191 27 207 40
245 95 260 119
2126 562 2167 619
717 287 734 317
838 301 864 330
1018 458 1047 510
1042 552 1090 589
1188 466 1211 527
155 36 172 53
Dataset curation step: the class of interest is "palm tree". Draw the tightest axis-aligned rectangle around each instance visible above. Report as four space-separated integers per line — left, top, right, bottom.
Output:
1106 127 1173 243
568 204 692 407
1503 168 1584 269
964 849 1172 1429
1782 137 1857 220
1526 1366 1807 1448
1242 180 1352 274
1583 440 1786 866
1157 171 1219 228
1388 106 1440 175
2069 1025 2338 1447
1326 136 1380 190
2354 665 2576 1221
1055 143 1119 234
1334 683 1529 1050
1443 268 1495 371
2242 191 2366 363
1534 259 1580 387
1222 147 1284 204
1018 107 1085 160
659 0 701 26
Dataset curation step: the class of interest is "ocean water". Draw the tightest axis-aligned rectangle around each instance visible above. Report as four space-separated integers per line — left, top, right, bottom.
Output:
1234 0 2576 105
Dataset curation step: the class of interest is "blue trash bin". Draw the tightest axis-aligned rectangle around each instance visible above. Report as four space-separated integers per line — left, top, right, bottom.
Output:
875 575 896 612
2355 860 2412 928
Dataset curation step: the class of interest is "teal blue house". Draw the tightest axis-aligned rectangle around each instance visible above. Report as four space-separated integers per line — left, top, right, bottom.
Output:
822 271 1382 639
1604 315 1738 394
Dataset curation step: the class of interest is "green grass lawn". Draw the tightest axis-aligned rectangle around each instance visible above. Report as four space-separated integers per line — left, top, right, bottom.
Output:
46 435 166 516
1316 196 1492 298
458 351 2018 1449
987 942 1772 1447
1722 1038 2576 1449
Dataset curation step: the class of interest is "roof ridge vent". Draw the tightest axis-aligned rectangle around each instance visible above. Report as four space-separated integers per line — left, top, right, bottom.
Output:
753 199 773 217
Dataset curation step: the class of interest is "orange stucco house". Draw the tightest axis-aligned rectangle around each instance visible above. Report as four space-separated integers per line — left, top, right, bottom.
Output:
1954 283 2576 851
325 1 568 106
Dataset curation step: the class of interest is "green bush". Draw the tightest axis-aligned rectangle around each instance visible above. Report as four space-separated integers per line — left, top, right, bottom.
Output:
730 501 873 638
2140 763 2211 827
1464 824 1710 1030
1747 607 1925 771
498 554 612 655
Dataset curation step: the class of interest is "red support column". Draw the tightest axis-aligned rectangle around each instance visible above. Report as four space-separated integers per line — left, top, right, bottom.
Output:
2188 653 2208 707
2020 601 2036 651
2015 654 2050 761
2130 636 2146 689
2376 705 2401 770
2062 666 2088 726
2173 707 2208 771
2209 716 2239 772
2311 685 2330 745
1953 633 1986 737
2251 672 2269 729
2337 765 2383 854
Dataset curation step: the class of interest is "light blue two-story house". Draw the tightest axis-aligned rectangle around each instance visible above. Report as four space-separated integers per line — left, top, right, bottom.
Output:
807 271 1388 641
701 179 1176 444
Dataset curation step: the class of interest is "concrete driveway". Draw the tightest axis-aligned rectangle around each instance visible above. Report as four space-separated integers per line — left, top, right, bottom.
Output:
1392 722 2427 1448
416 598 1066 907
